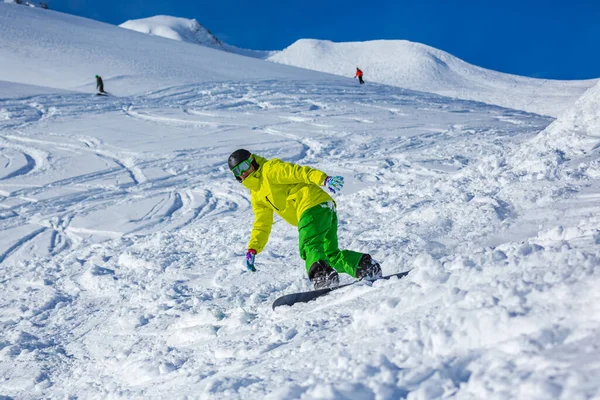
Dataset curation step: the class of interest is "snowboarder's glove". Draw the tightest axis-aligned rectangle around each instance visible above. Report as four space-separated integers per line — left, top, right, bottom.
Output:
324 176 344 194
246 249 257 272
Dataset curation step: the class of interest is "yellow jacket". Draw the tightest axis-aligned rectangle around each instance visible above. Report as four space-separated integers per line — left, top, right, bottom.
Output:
242 155 333 253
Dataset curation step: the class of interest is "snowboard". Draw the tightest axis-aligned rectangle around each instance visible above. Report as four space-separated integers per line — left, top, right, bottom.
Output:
272 270 411 310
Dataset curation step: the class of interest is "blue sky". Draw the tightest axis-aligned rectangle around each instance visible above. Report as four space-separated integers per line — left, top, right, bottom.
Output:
49 0 599 80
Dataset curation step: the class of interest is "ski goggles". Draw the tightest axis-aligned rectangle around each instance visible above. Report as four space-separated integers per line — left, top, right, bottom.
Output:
231 156 254 177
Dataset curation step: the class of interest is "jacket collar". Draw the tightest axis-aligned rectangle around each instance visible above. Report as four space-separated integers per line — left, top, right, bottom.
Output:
241 154 267 191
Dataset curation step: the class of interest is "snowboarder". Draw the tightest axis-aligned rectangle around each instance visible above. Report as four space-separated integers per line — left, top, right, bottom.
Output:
355 67 364 84
228 149 382 289
95 75 105 94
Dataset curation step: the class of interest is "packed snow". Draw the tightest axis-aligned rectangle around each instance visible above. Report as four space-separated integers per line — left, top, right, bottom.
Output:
269 39 598 117
1 2 599 399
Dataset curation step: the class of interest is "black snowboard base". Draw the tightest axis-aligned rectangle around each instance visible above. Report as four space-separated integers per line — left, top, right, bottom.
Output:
272 270 411 310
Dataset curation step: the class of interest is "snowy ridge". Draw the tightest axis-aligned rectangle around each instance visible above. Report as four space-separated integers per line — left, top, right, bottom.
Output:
120 16 225 50
3 0 45 7
1 4 600 399
120 15 276 59
269 39 597 117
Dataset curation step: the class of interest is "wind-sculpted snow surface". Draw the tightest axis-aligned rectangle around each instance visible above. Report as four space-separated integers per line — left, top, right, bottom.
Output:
1 76 599 399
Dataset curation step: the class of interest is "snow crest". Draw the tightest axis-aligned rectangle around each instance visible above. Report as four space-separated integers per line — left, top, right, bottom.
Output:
120 15 224 49
120 15 276 59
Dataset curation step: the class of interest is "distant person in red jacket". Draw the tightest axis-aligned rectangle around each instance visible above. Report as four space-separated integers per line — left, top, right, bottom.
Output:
355 67 364 84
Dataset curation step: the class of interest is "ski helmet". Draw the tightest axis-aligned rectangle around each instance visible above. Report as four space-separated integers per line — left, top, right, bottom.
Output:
95 75 99 78
228 149 251 170
228 149 257 182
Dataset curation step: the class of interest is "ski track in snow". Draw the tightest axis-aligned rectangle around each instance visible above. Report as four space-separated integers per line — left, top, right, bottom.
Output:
1 80 600 399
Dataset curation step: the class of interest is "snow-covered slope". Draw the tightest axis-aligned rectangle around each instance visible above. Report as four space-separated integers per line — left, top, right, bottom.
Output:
1 3 600 399
269 39 597 117
120 15 275 59
0 4 331 96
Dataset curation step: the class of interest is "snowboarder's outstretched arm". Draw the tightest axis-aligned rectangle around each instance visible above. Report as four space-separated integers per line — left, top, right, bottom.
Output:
267 159 344 193
247 198 274 255
267 159 328 186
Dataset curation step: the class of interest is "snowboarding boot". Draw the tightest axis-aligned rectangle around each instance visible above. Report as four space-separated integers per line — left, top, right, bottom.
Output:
355 254 382 280
308 260 339 290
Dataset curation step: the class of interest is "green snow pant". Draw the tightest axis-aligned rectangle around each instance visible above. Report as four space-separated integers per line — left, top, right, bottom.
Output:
298 202 363 278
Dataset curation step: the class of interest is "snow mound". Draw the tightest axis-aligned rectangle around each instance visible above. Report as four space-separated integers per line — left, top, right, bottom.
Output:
120 15 275 59
120 15 224 50
3 0 45 7
539 81 600 154
511 80 600 179
268 39 597 117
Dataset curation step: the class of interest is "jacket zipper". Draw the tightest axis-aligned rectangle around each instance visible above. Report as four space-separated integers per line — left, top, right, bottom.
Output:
265 196 279 211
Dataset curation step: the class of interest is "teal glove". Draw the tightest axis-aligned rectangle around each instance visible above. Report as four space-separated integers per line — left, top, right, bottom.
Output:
246 249 257 272
324 176 344 194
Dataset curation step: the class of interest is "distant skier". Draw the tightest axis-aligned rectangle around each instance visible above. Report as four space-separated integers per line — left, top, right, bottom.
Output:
355 67 364 84
95 75 105 94
228 149 382 289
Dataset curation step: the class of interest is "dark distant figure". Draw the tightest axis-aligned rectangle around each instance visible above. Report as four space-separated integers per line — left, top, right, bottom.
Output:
355 68 364 84
95 75 105 93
